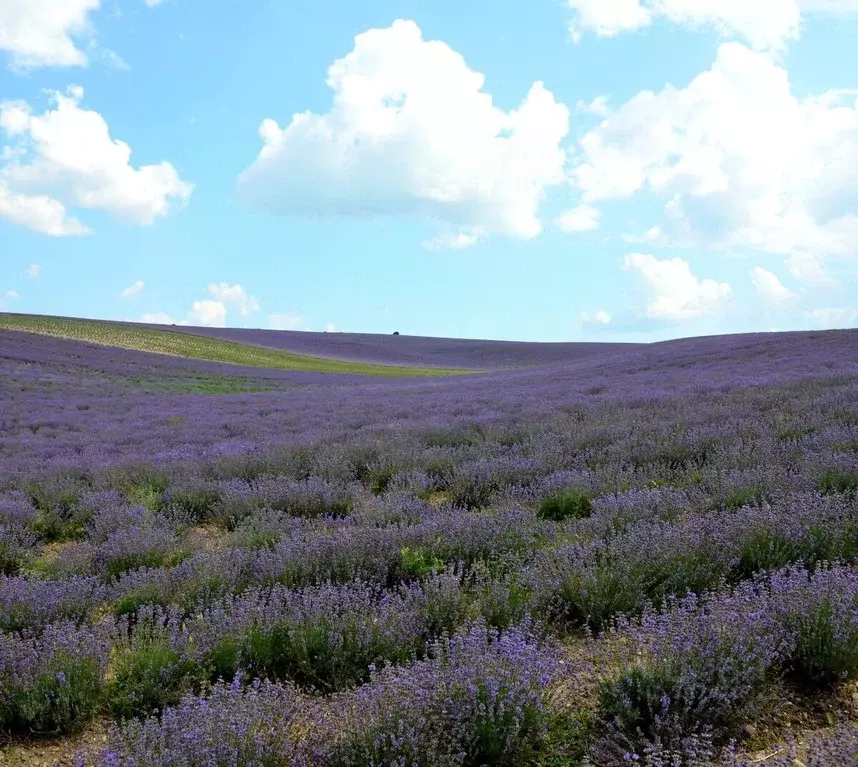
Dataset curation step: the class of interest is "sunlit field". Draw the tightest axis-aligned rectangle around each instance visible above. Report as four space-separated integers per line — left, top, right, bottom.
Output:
0 314 466 377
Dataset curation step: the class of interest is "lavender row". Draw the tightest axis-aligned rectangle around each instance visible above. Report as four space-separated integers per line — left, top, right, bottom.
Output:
529 490 858 631
2 487 853 639
7 397 855 526
5 554 851 741
2 514 534 636
80 620 561 767
107 572 489 718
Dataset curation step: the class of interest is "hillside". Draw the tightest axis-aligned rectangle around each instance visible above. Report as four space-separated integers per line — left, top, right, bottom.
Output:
0 313 465 378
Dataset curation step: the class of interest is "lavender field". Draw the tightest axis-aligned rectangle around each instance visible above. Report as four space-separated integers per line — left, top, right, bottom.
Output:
1 323 858 766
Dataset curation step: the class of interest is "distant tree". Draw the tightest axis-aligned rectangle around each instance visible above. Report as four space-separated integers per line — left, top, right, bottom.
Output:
393 331 400 336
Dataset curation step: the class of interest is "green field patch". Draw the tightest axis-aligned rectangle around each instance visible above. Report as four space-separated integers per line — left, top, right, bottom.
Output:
0 314 468 378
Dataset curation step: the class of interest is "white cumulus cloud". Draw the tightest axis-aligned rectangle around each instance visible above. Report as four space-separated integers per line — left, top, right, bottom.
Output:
26 264 40 278
624 252 732 320
120 280 145 299
0 86 193 236
207 282 260 316
570 43 858 280
576 95 611 117
566 0 653 42
238 20 570 245
141 285 262 329
141 302 227 328
566 0 802 51
0 0 101 70
750 267 794 303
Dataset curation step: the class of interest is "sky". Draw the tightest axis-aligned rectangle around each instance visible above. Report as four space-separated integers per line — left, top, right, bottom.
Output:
0 0 857 342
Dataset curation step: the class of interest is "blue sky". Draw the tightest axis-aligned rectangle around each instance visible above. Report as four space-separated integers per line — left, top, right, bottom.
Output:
1 0 857 342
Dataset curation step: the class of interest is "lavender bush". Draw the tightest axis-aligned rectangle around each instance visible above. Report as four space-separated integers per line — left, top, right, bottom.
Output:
593 586 786 763
0 574 105 632
319 621 560 766
768 565 858 685
591 564 858 763
0 523 40 575
0 622 110 734
108 605 196 719
190 574 470 692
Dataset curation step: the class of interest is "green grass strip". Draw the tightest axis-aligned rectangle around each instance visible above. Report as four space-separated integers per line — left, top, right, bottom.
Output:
0 314 469 378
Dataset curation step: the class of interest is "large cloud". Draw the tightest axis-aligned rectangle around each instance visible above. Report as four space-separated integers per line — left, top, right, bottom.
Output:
238 20 570 248
0 86 193 235
624 252 732 320
0 0 101 70
571 43 858 280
